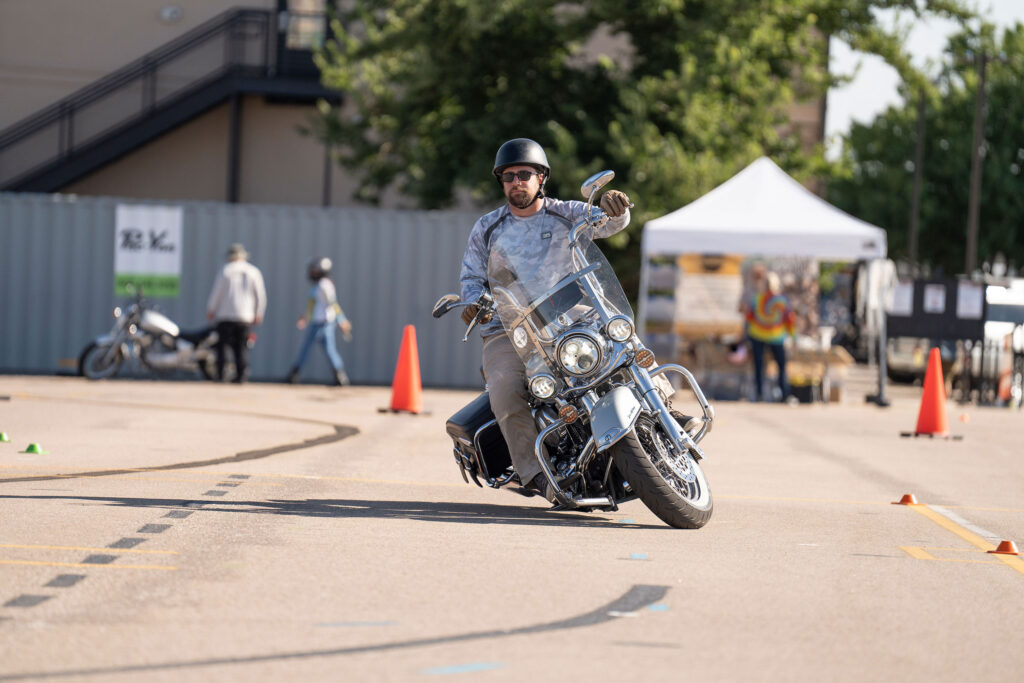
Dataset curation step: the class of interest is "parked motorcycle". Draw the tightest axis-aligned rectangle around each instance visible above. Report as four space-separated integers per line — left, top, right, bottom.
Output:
78 289 244 380
434 170 715 528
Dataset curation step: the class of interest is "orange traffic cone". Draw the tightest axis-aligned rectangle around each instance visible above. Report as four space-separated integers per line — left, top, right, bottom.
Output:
912 348 950 437
386 325 423 414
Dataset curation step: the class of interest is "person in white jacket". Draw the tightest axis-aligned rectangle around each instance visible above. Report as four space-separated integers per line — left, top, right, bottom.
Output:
206 243 266 383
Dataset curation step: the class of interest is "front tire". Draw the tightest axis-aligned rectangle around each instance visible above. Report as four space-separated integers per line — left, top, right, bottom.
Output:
612 413 713 529
78 342 123 380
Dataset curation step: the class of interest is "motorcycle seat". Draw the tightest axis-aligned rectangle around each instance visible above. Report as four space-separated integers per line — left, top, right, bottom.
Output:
179 328 215 345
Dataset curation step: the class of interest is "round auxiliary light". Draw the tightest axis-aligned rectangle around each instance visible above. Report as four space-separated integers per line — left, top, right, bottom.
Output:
529 374 557 399
512 325 529 349
635 348 656 368
557 333 602 376
558 404 579 424
112 307 122 318
606 317 634 342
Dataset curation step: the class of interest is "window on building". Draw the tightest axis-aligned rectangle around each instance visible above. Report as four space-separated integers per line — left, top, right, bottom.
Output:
282 0 327 50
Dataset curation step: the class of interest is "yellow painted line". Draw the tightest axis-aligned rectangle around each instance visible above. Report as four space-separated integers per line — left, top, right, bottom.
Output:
0 471 284 485
111 476 283 486
0 544 177 555
900 546 1003 564
260 474 466 488
0 559 176 571
900 546 936 560
908 505 996 549
718 494 1024 514
943 505 1024 514
906 504 1024 576
718 494 890 506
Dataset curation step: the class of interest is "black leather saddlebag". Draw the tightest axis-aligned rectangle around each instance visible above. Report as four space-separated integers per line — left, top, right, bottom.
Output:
445 391 512 481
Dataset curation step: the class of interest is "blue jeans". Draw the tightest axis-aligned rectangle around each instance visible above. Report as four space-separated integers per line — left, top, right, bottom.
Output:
749 338 788 401
294 322 345 372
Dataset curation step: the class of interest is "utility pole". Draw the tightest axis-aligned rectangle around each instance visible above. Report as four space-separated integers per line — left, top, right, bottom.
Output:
965 50 987 275
908 92 925 271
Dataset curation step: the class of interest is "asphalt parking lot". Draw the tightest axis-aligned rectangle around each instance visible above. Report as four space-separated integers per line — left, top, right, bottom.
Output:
0 372 1022 681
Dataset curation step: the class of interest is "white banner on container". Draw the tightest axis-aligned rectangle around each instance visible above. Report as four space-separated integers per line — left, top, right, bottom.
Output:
114 204 183 297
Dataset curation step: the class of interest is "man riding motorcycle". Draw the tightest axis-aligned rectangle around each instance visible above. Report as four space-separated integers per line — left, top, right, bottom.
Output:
458 138 632 500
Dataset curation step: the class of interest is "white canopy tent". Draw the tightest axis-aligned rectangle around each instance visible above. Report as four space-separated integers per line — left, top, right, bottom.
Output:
638 156 893 404
642 156 887 261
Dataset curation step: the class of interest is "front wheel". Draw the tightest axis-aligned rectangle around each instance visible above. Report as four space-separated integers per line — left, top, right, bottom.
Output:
78 342 123 380
612 412 713 529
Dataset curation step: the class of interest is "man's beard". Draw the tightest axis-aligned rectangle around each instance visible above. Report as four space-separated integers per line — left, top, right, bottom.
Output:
508 189 536 209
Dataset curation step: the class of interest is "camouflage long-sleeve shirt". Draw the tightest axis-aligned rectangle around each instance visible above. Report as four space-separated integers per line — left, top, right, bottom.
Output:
459 197 629 337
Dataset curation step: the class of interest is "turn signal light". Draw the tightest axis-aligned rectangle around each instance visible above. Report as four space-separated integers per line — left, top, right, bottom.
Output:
636 349 656 368
559 404 579 424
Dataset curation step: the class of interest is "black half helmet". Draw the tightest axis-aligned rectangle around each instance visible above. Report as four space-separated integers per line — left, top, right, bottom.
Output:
308 257 332 281
493 138 550 194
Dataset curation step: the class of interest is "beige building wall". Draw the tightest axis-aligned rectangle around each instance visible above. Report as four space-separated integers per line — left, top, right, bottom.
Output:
0 1 273 129
63 95 368 207
3 2 825 207
62 101 231 202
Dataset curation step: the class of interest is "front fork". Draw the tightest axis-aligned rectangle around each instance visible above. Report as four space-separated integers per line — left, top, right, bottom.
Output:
630 363 715 460
532 362 716 508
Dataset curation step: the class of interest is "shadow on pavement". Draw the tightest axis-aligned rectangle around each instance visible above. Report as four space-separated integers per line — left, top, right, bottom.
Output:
0 585 669 680
0 494 668 530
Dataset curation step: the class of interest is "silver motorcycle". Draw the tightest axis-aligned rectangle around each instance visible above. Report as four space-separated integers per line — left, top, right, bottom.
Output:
434 170 715 528
78 290 241 380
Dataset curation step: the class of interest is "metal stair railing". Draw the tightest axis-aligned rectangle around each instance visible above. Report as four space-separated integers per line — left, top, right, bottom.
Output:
0 8 275 189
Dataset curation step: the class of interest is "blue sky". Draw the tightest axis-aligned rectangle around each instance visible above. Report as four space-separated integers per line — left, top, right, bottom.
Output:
824 0 1024 158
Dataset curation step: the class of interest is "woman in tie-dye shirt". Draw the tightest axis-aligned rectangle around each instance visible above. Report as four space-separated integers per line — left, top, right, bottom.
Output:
745 272 795 401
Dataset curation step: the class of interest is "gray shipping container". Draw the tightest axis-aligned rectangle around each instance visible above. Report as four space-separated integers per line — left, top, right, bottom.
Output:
0 192 487 388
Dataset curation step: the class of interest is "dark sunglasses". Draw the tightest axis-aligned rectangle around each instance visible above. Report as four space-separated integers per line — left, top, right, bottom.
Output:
500 170 542 183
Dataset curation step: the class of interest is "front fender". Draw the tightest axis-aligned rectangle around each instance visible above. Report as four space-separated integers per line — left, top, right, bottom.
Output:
589 385 642 453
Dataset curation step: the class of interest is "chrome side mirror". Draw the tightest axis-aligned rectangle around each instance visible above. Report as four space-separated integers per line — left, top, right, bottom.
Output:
432 293 461 318
580 170 615 202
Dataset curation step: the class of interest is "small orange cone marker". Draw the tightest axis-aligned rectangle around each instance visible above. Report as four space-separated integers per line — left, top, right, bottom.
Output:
20 443 49 454
386 325 424 414
988 540 1020 556
892 493 919 505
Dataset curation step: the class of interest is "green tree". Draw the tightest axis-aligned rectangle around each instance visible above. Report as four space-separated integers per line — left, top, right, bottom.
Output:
828 23 1024 275
313 0 973 291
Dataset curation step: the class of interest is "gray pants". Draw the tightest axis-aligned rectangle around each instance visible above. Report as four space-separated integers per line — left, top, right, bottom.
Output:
482 334 541 484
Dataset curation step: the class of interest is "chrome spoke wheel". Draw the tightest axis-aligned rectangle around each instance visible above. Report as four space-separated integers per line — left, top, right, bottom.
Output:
635 416 708 507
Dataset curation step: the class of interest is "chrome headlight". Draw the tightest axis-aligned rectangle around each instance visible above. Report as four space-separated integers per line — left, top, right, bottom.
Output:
606 317 634 342
557 333 603 376
529 374 557 399
512 325 529 349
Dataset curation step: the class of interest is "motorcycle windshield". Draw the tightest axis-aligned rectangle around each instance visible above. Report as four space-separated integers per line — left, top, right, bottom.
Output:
487 227 633 371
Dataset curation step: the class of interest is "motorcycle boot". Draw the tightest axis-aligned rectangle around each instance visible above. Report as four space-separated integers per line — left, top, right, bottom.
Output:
334 369 351 386
285 367 299 384
527 473 558 504
681 414 702 437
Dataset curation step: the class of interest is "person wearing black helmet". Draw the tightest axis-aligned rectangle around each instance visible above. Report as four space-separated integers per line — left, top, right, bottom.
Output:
285 257 353 386
458 138 632 502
